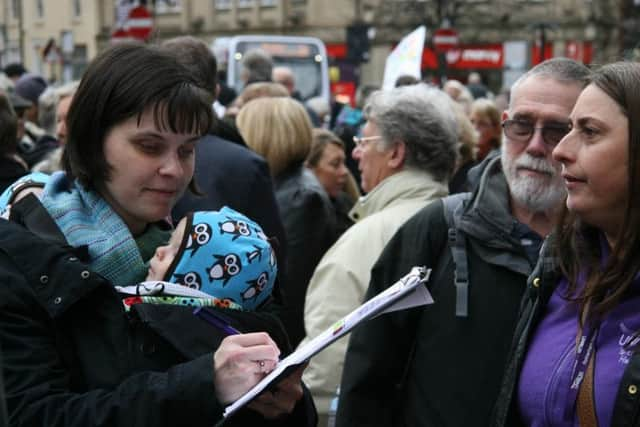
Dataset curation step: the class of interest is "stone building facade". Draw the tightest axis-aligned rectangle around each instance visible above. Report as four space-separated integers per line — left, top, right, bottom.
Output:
0 0 634 90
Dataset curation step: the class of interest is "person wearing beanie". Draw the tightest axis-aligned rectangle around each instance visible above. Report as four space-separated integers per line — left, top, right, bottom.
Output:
14 73 47 123
13 73 57 168
124 207 278 312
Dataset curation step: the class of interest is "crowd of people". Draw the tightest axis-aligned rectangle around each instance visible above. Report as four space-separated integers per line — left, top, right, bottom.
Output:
0 37 639 427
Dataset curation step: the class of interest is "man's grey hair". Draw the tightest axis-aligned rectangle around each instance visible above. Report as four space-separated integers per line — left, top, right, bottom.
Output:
38 80 79 135
364 83 458 182
509 58 591 108
241 48 274 84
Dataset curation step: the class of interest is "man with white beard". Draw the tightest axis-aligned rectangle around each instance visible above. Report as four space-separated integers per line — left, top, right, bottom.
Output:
336 58 590 427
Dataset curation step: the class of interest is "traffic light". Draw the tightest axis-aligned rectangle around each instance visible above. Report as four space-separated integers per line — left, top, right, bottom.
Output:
346 24 370 63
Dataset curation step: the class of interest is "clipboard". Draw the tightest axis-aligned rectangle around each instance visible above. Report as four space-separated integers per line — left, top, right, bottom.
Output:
223 266 433 418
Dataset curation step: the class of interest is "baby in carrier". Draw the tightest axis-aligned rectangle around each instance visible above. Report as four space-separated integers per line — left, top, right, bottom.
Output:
118 206 277 313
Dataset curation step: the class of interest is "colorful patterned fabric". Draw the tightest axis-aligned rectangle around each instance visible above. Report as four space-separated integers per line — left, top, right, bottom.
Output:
122 295 243 311
164 207 277 310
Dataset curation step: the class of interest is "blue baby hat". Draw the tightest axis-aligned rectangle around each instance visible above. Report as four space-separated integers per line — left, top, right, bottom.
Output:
164 206 277 310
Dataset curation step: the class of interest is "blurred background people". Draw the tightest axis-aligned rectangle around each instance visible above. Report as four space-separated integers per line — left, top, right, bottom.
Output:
394 74 420 87
237 97 336 347
332 83 380 192
13 73 55 168
443 79 474 115
272 65 321 126
273 66 298 99
3 63 26 83
448 103 479 194
466 71 491 99
225 81 289 120
32 81 79 173
306 96 331 128
240 48 274 87
300 84 458 424
0 93 27 193
306 128 359 237
469 98 502 162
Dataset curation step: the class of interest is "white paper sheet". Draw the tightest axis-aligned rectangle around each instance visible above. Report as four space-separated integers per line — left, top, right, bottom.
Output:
223 266 433 418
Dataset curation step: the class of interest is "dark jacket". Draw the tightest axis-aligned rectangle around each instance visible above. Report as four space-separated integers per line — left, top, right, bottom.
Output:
337 156 537 427
0 156 28 194
0 343 7 427
0 207 316 427
491 238 640 427
274 164 336 347
172 134 287 298
17 133 58 168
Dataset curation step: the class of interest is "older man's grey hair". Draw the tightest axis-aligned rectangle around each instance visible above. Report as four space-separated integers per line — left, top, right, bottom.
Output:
509 58 591 109
241 48 274 84
364 84 458 182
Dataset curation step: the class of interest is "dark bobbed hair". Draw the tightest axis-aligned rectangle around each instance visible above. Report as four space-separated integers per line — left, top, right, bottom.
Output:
160 36 217 96
0 93 18 156
555 61 640 318
63 42 214 190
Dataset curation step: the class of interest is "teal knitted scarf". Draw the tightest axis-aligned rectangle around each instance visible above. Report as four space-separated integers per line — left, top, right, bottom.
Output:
40 172 164 286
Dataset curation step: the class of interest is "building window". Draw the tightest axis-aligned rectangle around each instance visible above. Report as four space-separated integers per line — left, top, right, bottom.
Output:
260 0 277 6
215 0 231 10
73 0 82 17
10 0 19 19
238 0 254 9
35 0 44 19
155 0 182 14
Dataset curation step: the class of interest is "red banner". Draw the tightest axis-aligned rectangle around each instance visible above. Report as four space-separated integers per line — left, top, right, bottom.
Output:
423 44 504 69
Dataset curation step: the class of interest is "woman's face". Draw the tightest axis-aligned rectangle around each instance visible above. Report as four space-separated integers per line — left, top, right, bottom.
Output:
470 110 500 160
100 109 200 235
310 142 348 198
552 84 629 238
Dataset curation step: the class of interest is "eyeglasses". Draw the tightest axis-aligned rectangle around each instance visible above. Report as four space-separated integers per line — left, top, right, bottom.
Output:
501 119 571 147
353 135 383 148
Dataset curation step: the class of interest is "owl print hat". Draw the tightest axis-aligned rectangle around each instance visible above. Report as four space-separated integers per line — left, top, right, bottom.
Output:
163 206 277 310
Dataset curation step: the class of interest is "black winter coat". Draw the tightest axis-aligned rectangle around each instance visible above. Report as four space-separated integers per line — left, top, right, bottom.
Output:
274 164 336 347
0 156 28 194
0 215 316 427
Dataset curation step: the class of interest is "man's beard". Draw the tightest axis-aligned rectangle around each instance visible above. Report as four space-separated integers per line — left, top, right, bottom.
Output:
501 150 566 213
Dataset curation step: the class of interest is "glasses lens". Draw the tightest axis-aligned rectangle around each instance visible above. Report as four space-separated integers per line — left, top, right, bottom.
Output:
504 120 533 141
542 125 570 146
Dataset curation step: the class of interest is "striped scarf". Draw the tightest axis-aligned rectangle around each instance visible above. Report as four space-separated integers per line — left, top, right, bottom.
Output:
40 172 152 286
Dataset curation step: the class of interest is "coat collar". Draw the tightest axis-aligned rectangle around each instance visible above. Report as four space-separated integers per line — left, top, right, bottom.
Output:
349 169 448 222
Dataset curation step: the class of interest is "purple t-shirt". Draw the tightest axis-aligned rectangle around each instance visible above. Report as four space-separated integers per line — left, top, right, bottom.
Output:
518 270 640 426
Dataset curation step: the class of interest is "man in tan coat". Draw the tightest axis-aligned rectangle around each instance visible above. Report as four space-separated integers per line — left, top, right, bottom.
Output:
298 83 458 425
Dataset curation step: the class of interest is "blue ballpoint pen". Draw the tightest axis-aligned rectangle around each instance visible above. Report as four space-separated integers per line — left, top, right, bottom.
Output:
193 307 242 336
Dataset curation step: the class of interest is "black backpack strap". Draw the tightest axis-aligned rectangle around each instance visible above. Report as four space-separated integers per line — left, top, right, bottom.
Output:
442 193 471 317
9 193 69 245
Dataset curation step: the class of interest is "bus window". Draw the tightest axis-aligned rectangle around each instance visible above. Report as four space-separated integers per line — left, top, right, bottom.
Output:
225 36 329 104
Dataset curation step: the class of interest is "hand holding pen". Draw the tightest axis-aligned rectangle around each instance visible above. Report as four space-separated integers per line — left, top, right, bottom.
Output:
212 332 281 404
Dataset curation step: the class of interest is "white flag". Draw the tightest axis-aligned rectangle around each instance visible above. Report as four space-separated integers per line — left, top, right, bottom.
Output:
382 26 426 90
